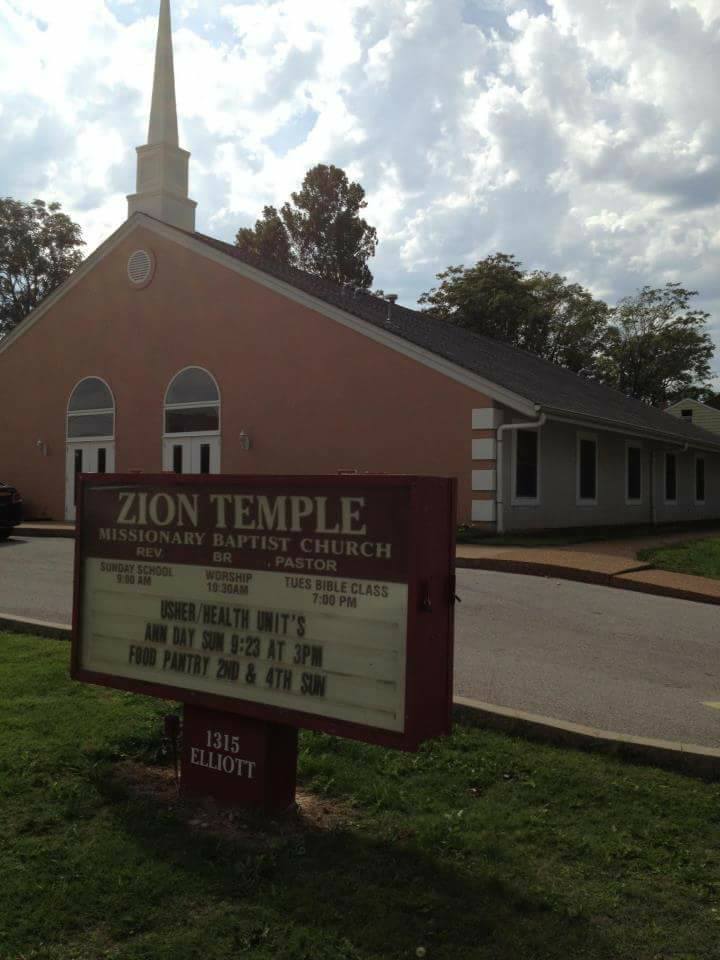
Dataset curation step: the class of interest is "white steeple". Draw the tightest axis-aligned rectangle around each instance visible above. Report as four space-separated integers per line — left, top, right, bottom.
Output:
127 0 196 231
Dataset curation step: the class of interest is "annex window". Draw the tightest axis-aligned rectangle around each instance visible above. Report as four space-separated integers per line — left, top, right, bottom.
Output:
626 444 642 503
681 409 693 420
164 367 220 435
577 434 598 504
513 430 539 502
696 456 706 504
665 453 678 503
67 378 115 440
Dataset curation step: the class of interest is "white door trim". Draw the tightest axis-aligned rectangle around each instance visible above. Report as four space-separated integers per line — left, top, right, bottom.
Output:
162 435 221 475
65 441 115 522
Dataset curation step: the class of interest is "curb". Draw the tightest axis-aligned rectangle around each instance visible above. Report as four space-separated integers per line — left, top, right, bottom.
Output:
456 556 615 589
15 526 75 539
611 573 720 608
0 613 72 640
453 697 720 782
1 614 717 782
456 556 720 608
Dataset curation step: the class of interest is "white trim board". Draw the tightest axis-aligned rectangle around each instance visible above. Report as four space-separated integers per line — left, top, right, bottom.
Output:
472 439 497 461
472 469 497 492
472 500 497 523
472 408 504 430
0 214 537 417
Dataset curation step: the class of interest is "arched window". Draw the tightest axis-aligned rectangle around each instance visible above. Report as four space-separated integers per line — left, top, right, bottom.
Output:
164 367 220 434
67 378 115 439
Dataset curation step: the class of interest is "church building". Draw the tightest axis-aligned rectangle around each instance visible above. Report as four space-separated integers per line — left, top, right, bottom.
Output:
2 0 720 532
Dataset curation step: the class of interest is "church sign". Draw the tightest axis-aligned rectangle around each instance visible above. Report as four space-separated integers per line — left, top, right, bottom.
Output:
72 474 456 810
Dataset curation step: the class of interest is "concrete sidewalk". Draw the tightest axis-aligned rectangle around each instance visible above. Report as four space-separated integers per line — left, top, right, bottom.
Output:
456 545 650 581
561 526 720 558
456 543 720 606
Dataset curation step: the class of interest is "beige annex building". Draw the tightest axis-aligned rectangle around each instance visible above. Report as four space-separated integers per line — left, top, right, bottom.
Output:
666 399 720 437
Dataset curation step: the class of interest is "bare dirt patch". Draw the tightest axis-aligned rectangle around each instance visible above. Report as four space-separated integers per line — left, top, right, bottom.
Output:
113 759 357 844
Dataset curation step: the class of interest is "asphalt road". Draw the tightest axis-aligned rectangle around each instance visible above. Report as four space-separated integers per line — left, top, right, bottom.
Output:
2 536 720 747
0 537 74 625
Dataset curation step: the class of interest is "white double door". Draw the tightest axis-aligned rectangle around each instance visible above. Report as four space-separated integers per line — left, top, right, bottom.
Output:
162 435 220 475
65 441 115 522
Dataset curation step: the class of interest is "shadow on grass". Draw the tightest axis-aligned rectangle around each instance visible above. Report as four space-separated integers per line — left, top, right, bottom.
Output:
89 750 611 960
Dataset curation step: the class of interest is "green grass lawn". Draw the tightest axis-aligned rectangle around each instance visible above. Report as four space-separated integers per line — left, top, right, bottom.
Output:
639 538 720 580
3 632 720 960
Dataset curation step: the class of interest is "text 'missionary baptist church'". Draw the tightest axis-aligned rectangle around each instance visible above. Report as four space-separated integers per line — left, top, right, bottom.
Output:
2 0 720 532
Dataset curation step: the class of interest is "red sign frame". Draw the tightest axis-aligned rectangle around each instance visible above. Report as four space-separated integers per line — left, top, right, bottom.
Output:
71 474 456 751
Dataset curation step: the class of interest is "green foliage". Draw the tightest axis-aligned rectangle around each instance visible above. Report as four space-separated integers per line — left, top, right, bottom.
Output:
0 198 85 338
235 205 291 265
595 284 715 407
4 633 720 959
419 253 608 375
420 256 716 404
638 537 720 579
419 253 533 342
523 270 610 374
236 165 378 289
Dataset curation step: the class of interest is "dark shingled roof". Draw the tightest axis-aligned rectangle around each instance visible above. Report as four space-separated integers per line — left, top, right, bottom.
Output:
191 229 720 451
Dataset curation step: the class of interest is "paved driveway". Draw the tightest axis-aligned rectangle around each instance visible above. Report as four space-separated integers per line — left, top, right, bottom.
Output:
454 570 720 748
2 536 720 748
0 537 74 624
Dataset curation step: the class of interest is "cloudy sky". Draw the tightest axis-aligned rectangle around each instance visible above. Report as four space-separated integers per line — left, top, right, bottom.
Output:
2 0 720 375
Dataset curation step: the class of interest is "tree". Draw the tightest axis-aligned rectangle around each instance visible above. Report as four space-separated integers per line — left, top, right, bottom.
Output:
0 198 85 338
419 253 534 343
236 164 378 288
522 271 609 375
596 284 715 407
419 253 608 374
235 205 291 265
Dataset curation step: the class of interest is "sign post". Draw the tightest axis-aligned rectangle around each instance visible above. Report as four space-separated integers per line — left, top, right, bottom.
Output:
72 475 456 813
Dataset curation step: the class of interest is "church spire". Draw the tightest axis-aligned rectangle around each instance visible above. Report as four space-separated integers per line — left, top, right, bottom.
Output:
148 0 179 147
127 0 196 231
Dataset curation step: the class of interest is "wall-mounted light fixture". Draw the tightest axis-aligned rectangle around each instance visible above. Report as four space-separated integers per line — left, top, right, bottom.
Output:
36 440 48 457
239 430 252 451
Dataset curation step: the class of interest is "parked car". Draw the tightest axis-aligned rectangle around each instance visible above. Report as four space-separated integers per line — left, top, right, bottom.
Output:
0 482 23 540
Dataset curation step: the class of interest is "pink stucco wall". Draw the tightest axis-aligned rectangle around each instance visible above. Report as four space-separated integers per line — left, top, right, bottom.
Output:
0 225 492 522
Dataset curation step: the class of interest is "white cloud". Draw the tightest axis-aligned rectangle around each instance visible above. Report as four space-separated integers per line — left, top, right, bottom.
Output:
1 0 720 382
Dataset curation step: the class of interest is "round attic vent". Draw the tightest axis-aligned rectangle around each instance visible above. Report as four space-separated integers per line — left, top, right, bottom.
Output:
127 249 155 288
